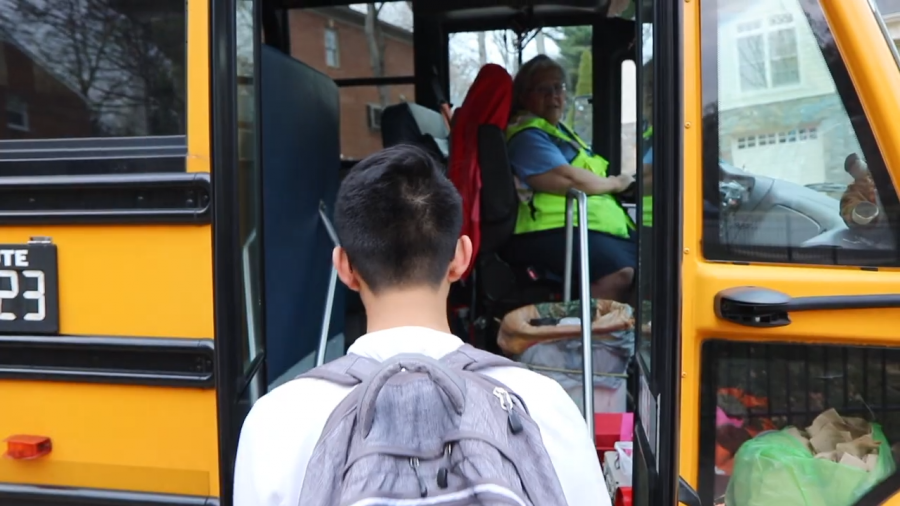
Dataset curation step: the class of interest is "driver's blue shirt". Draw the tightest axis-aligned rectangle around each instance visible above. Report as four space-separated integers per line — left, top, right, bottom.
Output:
507 127 579 188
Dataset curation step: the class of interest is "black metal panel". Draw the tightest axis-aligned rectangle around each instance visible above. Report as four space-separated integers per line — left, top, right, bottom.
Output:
0 173 211 224
334 76 416 87
413 7 448 113
0 335 215 388
0 483 218 506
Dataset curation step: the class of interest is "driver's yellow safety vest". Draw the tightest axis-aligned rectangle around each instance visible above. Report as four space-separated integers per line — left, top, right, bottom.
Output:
505 115 634 238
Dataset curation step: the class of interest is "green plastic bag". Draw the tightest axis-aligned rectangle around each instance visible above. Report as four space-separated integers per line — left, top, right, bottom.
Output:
726 424 895 506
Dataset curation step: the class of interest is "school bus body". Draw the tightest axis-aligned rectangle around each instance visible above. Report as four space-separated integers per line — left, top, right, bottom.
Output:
3 0 900 505
0 0 222 501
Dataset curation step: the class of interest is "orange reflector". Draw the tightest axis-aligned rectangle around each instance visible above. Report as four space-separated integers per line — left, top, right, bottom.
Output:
4 435 52 460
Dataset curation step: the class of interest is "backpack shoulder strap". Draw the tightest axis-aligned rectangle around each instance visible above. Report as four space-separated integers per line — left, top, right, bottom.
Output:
441 344 523 372
295 353 380 386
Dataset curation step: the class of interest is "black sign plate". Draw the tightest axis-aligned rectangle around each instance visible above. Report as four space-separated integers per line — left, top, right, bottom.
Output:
0 243 60 334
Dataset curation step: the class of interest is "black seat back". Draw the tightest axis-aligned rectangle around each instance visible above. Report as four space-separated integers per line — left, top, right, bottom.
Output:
381 102 450 164
477 124 518 256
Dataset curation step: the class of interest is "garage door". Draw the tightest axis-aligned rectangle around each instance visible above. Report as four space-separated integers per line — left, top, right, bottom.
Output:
731 127 825 185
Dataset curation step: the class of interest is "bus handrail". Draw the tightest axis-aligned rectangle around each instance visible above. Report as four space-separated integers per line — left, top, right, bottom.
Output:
563 189 595 436
317 201 340 367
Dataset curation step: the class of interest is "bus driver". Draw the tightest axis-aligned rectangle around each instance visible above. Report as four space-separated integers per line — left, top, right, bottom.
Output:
500 55 637 304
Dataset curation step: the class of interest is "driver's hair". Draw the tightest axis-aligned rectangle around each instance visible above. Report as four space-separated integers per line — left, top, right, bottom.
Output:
511 55 567 118
333 144 462 294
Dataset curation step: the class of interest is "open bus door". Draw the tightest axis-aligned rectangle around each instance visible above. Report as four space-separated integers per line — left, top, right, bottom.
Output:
637 0 900 505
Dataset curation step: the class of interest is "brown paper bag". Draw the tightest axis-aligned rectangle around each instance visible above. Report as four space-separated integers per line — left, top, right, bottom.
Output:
785 426 812 452
836 435 881 460
866 453 880 472
810 425 852 454
807 409 844 437
839 452 869 471
814 450 839 462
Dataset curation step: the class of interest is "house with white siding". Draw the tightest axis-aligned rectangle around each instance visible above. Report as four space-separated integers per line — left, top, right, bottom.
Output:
879 0 900 45
715 0 863 188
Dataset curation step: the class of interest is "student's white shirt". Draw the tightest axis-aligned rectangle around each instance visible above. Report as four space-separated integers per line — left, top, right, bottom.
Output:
233 326 610 506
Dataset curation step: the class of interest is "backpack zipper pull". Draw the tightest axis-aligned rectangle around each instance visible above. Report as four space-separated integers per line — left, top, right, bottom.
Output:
493 387 524 434
437 444 451 489
409 458 428 497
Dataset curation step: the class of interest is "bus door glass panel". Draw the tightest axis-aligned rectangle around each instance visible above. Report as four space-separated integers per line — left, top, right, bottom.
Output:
699 0 900 504
237 0 264 398
632 0 658 504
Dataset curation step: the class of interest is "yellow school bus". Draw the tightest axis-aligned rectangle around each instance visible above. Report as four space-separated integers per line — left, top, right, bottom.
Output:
0 0 898 505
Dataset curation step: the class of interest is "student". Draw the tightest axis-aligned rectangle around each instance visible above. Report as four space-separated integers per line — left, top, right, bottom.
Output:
233 144 609 506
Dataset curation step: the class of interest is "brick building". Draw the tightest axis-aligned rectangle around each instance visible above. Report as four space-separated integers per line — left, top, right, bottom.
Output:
0 39 92 140
289 7 415 160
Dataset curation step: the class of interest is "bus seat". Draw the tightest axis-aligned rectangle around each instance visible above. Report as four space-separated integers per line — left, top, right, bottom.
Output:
259 45 345 384
476 124 517 259
476 123 560 301
448 64 561 349
381 102 450 165
448 63 512 279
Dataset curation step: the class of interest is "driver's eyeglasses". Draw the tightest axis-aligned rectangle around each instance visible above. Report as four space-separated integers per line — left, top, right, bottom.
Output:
531 82 567 97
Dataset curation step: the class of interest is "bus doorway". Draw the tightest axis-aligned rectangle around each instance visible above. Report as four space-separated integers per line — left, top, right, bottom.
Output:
242 1 900 504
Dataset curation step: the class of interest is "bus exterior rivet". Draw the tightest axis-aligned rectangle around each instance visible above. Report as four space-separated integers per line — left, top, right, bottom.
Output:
684 248 690 254
685 122 692 129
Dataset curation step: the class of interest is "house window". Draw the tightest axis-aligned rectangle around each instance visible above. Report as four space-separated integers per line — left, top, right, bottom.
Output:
367 103 383 130
736 13 800 91
6 95 29 131
735 127 818 151
324 27 339 68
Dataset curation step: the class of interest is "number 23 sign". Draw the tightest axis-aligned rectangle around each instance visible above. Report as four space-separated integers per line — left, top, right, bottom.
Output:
0 244 60 334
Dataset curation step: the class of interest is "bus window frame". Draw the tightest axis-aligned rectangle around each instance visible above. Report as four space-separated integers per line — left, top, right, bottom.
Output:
442 15 628 163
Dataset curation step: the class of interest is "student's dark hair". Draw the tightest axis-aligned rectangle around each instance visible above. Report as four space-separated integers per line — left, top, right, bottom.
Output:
845 153 861 173
333 144 462 293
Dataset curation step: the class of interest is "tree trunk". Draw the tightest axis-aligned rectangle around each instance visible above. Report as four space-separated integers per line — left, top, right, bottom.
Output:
477 31 487 66
364 3 390 106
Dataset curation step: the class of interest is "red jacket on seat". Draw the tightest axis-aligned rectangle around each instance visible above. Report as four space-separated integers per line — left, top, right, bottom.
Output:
446 64 513 279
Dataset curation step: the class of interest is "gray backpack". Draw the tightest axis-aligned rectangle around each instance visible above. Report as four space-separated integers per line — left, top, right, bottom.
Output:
296 344 569 506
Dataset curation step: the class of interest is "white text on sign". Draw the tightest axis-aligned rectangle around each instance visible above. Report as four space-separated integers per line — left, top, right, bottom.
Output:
0 250 29 268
